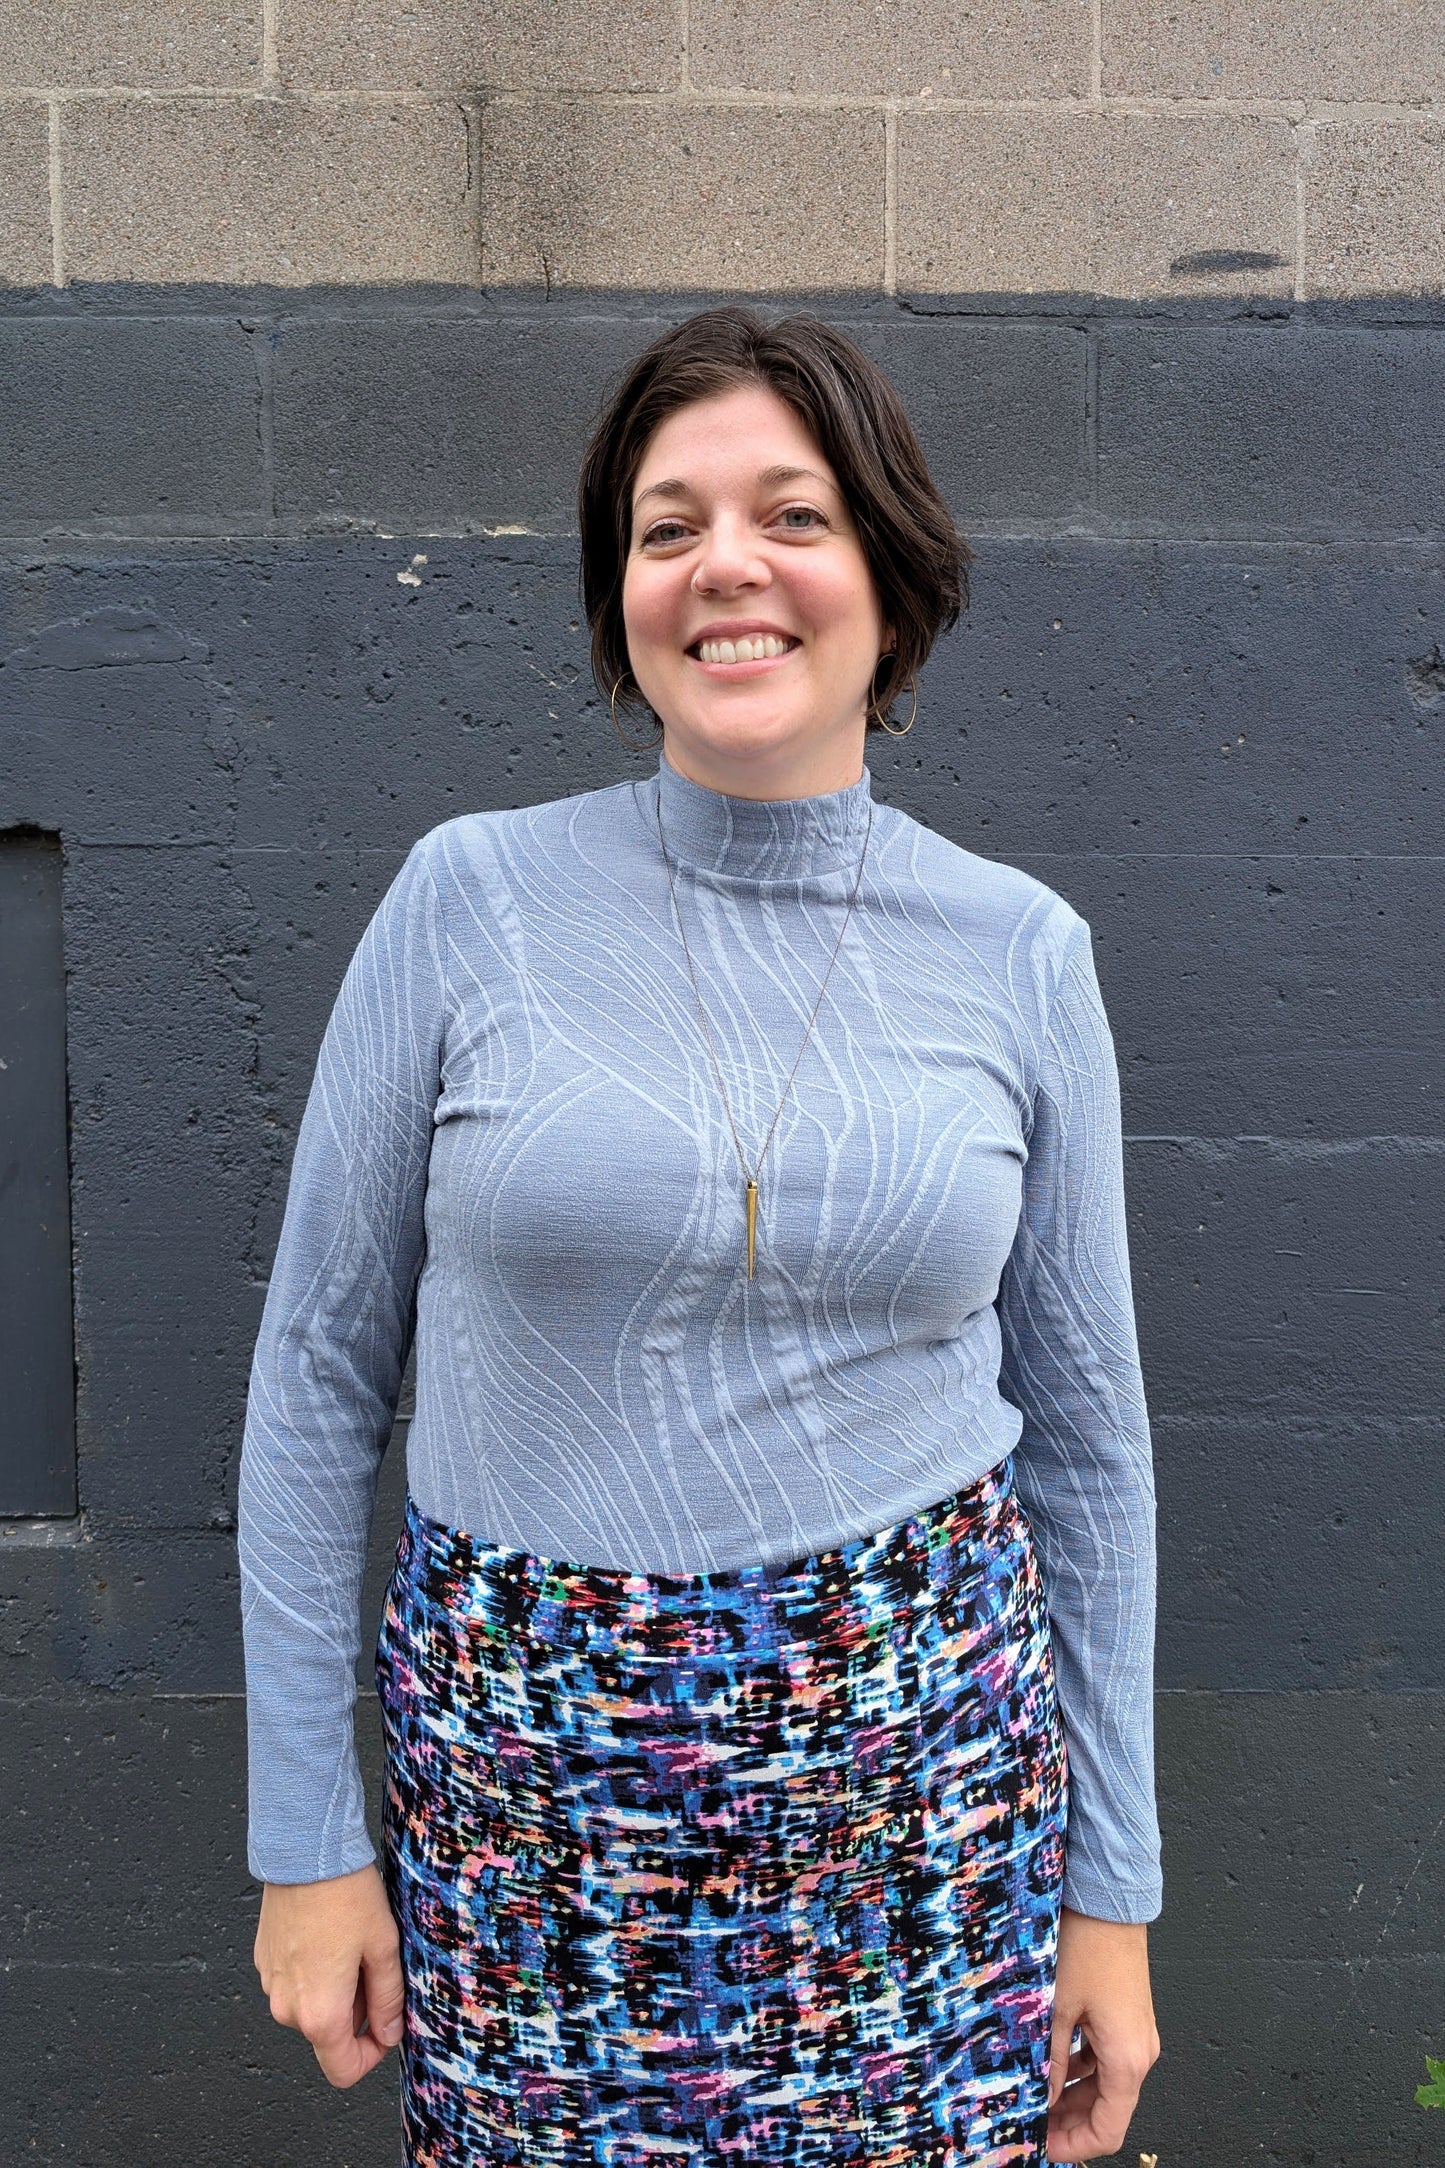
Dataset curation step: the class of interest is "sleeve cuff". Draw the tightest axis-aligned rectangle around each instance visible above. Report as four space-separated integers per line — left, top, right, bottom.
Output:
1061 1856 1163 1925
246 1833 378 1887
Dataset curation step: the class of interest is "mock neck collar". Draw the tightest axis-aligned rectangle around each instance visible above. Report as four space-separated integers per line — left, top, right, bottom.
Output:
646 746 875 882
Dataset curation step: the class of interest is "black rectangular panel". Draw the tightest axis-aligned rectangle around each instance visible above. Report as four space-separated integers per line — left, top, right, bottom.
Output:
0 833 77 1516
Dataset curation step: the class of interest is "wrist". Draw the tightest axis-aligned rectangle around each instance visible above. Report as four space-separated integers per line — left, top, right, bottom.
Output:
1061 1904 1149 1937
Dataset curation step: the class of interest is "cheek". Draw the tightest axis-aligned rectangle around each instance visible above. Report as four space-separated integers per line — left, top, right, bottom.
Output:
623 564 684 659
788 557 881 651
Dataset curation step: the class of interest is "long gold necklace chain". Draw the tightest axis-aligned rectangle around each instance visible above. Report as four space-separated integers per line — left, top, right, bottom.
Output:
656 791 874 1279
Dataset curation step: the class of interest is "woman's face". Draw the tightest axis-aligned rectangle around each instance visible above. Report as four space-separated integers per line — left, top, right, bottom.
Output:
621 382 891 788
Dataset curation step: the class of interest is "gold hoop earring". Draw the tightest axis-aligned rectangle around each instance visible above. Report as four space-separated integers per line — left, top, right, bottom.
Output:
610 675 664 753
870 677 918 736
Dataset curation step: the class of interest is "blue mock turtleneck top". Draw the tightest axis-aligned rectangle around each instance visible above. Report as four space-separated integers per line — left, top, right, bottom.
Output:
237 748 1163 1923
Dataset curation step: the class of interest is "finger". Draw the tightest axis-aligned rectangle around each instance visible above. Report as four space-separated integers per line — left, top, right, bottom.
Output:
304 1984 384 2092
1046 2068 1108 2163
311 2012 387 2091
364 1943 407 2049
1094 2035 1150 2126
1048 2013 1080 2106
1052 2058 1139 2162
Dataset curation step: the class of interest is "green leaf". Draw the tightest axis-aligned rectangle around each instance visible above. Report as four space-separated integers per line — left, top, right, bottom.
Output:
1417 2054 1445 2109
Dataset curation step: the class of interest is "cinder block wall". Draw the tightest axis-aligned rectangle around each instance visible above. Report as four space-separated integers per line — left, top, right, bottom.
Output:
2 3 1445 290
1 9 1442 2167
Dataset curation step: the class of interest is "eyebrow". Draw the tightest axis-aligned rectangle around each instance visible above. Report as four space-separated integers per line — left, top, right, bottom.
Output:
633 463 834 511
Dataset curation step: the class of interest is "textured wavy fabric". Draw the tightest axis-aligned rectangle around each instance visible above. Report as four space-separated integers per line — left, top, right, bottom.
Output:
237 748 1161 1923
375 1455 1068 2168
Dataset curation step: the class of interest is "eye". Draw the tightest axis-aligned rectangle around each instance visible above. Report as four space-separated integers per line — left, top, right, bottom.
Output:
775 504 828 532
639 518 691 548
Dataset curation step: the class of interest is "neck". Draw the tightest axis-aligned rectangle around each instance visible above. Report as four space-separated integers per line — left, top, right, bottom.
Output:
648 741 875 882
658 725 867 805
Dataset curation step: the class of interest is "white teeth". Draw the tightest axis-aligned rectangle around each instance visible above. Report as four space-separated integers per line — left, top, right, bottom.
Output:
695 634 796 664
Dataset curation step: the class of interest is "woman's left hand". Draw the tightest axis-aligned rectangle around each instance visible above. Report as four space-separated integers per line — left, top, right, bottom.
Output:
1046 1905 1161 2162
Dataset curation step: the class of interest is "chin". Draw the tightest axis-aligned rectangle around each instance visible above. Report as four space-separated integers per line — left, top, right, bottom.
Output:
693 679 819 723
680 706 811 757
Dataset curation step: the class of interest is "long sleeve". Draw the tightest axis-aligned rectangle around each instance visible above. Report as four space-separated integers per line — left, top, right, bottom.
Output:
996 906 1163 1925
237 835 448 1884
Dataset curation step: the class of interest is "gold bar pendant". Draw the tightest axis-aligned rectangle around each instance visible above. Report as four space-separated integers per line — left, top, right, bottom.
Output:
745 1177 759 1278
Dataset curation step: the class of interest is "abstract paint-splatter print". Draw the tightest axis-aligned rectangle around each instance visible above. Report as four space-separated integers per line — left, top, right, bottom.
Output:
375 1450 1068 2168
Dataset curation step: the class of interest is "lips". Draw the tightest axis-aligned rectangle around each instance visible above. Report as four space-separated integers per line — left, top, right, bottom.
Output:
688 620 801 667
687 632 802 666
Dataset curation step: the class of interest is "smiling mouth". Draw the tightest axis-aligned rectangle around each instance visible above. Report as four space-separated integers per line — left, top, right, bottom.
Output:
688 633 801 665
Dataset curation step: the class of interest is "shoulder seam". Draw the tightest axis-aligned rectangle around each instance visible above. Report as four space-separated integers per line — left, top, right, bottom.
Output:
1029 899 1088 1103
413 831 456 1035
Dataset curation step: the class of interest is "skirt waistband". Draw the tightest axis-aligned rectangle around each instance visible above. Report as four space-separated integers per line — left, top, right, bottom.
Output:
391 1453 1022 1655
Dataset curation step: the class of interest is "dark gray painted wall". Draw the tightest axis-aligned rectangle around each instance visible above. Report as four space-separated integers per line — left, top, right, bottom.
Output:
0 286 1441 2167
0 829 76 1513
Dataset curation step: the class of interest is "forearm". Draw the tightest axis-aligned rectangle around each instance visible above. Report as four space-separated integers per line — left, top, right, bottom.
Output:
1018 1451 1162 1925
998 903 1163 1927
237 831 445 1885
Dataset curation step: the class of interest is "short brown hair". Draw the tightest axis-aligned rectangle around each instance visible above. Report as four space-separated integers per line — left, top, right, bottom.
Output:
577 306 970 734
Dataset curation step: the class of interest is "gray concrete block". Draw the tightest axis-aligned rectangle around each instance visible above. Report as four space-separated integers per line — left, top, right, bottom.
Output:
214 543 607 848
1146 1695 1445 2165
1012 854 1444 1137
270 308 1091 532
358 1411 413 1631
0 1936 403 2163
906 539 1445 856
842 317 1090 524
0 607 230 835
61 95 475 285
280 0 682 92
691 0 1091 97
271 310 667 530
0 1433 407 1700
479 100 885 291
0 315 266 533
898 110 1296 299
0 1682 391 1945
1155 1420 1443 1691
1140 1953 1445 2162
231 848 420 1143
35 533 1331 865
1098 323 1445 536
0 538 610 847
0 620 268 1540
57 851 275 1525
0 601 280 1519
202 846 1445 1583
0 2 261 90
0 1695 254 1960
0 1536 76 1691
0 96 51 284
0 1527 241 1693
1155 1692 1445 1963
1308 119 1445 301
1128 1135 1443 1422
1104 0 1445 104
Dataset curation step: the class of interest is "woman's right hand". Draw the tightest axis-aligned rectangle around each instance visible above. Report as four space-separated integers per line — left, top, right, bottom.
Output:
253 1860 406 2088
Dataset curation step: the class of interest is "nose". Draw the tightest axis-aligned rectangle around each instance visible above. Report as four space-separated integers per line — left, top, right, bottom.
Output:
691 511 769 597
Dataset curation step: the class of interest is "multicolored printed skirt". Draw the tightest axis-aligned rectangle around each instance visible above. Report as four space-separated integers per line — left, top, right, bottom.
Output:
374 1452 1069 2168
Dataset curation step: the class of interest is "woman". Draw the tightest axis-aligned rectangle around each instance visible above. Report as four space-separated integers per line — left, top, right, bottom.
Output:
242 305 1162 2168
